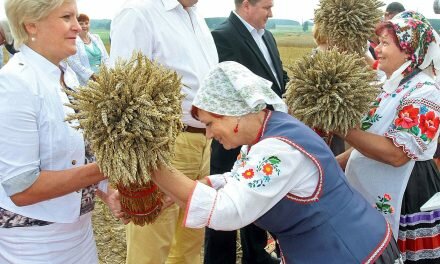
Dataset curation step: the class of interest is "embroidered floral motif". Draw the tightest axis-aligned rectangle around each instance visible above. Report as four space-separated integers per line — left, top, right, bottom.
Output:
375 193 395 215
247 156 281 188
242 169 255 179
0 185 96 228
419 111 440 140
262 163 274 176
235 150 250 168
361 97 383 130
394 105 419 129
392 103 440 143
240 155 250 166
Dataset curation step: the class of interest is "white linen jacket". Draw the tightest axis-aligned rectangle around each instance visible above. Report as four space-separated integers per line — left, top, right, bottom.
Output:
0 45 85 223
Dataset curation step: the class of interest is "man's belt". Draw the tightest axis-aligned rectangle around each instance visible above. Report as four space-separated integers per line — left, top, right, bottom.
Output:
183 125 206 134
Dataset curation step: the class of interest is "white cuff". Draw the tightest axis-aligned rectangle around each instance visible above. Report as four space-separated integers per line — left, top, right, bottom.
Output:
207 174 228 190
184 182 217 228
97 179 109 193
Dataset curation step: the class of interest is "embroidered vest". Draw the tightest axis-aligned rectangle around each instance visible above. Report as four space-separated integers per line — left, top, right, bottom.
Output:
254 111 392 264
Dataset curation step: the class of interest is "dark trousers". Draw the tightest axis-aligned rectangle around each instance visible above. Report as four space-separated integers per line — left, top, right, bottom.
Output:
204 224 278 264
203 228 236 264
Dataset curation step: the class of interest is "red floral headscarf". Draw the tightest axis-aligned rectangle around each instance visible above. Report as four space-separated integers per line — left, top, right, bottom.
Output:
391 11 440 77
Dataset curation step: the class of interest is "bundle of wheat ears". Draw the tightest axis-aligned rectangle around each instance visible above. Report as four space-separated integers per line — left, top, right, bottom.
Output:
285 49 379 135
66 52 184 225
314 0 384 55
285 0 383 136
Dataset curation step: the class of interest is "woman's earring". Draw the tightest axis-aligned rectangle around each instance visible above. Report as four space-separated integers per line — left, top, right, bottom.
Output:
234 117 241 133
233 123 239 133
31 36 36 42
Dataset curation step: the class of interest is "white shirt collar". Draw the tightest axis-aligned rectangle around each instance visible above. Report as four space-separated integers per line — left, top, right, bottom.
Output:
19 45 63 84
161 0 197 11
233 10 265 37
382 60 412 94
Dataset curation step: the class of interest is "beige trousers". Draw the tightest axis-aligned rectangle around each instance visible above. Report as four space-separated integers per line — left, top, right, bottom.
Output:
126 132 211 264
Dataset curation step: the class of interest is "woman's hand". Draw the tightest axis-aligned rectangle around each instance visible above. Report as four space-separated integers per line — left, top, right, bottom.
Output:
161 194 175 211
197 177 211 186
97 188 130 224
336 148 353 171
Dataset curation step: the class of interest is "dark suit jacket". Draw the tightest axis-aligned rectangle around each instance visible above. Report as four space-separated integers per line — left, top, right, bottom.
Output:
210 12 289 174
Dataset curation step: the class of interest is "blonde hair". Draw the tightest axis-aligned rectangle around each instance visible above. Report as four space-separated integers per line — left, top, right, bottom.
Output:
5 0 72 49
312 24 328 46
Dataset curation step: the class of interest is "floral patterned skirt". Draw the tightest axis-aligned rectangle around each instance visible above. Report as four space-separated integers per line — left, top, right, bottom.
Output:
399 160 440 263
0 185 96 228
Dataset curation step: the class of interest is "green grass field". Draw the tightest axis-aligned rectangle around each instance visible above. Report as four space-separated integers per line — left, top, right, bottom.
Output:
95 30 111 45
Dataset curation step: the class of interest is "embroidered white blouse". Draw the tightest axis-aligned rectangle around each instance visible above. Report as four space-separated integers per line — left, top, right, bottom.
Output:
346 71 440 238
184 137 318 230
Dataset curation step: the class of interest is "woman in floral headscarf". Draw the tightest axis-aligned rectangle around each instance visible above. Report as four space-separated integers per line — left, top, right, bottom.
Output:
337 11 440 263
150 61 402 264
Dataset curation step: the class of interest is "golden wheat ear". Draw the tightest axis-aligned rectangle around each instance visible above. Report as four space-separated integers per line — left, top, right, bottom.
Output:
66 51 184 225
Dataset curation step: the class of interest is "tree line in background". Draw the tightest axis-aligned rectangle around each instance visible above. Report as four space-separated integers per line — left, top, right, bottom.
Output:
90 18 303 31
90 17 440 34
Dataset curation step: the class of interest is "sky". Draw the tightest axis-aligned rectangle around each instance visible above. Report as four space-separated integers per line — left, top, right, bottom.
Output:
0 0 438 22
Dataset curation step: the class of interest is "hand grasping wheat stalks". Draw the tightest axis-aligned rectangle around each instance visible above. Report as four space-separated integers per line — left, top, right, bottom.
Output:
66 52 184 225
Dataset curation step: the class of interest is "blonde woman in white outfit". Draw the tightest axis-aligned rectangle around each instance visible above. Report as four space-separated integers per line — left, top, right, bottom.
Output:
0 0 123 263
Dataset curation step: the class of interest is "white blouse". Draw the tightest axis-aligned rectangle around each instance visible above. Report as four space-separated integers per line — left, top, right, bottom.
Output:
346 71 440 238
0 45 85 223
184 137 319 230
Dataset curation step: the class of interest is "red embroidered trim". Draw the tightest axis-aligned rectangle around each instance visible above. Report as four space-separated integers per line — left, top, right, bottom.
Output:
254 111 322 203
183 181 198 227
384 132 421 159
207 192 219 226
205 177 213 187
251 109 270 145
275 136 324 203
362 222 392 264
260 110 271 139
397 98 440 113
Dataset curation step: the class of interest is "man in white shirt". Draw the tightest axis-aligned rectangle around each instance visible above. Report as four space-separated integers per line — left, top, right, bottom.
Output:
109 0 218 263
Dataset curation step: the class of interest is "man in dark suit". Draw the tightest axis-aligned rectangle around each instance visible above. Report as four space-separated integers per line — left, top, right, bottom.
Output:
204 0 288 263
